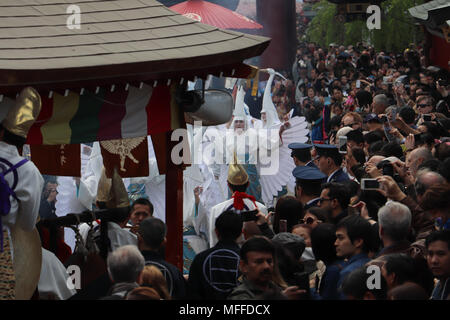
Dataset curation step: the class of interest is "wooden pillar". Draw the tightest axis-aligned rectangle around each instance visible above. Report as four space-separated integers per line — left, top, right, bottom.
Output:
256 0 297 72
164 130 184 271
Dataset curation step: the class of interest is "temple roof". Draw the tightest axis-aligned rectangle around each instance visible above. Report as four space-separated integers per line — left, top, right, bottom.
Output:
408 0 450 42
0 0 269 94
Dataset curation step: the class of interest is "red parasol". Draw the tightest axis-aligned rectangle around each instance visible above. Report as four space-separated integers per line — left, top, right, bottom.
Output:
170 0 263 29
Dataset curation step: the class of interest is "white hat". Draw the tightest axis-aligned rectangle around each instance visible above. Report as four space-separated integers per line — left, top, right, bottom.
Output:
233 85 246 121
261 68 284 128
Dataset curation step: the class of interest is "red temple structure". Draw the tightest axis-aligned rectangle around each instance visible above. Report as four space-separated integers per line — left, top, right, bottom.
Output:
0 0 270 271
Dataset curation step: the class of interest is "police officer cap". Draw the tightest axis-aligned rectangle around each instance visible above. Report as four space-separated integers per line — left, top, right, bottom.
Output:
292 166 327 181
314 143 339 156
288 143 313 150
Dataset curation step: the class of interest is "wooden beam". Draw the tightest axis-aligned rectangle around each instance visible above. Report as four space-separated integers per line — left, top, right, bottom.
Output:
164 130 184 271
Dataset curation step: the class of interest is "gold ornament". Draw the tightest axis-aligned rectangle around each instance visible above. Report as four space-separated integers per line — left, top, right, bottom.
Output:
96 167 130 208
227 152 248 185
100 137 145 172
2 87 41 138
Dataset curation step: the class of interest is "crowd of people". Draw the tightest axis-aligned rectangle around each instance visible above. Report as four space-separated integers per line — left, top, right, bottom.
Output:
78 42 450 301
1 40 449 301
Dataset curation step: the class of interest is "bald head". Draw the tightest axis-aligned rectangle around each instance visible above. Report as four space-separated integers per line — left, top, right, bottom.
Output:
416 169 445 187
415 169 445 202
407 147 433 176
366 155 385 167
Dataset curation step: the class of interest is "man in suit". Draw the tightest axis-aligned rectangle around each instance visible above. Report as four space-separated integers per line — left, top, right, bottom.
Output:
314 144 350 183
288 143 318 169
293 166 327 210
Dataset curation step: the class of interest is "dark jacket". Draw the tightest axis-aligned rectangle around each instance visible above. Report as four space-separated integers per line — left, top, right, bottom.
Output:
431 278 449 300
306 160 319 170
337 253 370 298
100 282 139 300
39 199 57 220
376 240 412 258
227 278 284 300
328 168 350 183
400 196 435 240
304 197 321 211
142 250 187 300
330 208 348 225
311 259 347 300
187 239 241 300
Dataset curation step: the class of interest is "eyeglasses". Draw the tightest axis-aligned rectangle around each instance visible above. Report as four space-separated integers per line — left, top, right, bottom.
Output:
417 104 430 109
342 122 357 127
318 197 333 203
299 217 321 224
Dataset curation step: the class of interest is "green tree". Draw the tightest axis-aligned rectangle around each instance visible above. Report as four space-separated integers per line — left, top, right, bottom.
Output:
305 1 345 47
304 0 424 52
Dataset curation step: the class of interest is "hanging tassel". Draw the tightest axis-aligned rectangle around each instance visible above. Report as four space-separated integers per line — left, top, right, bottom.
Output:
251 69 260 97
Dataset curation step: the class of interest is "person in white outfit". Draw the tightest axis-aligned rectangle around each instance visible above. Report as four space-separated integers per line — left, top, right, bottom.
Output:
38 248 77 300
208 155 267 248
0 87 44 299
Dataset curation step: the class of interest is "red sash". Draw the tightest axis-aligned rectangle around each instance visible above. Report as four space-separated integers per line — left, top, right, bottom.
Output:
232 191 257 210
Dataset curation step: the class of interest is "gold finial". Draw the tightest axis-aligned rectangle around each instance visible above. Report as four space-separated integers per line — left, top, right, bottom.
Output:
2 87 41 138
96 167 112 204
96 167 130 208
110 167 130 208
227 152 249 185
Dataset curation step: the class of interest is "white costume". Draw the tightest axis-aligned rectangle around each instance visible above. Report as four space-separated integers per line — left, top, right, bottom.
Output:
202 75 309 208
208 197 267 248
0 141 43 255
38 248 76 300
106 222 137 252
123 136 166 222
56 143 102 251
257 68 309 205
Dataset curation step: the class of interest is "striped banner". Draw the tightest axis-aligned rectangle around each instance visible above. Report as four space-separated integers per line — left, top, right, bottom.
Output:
2 84 184 145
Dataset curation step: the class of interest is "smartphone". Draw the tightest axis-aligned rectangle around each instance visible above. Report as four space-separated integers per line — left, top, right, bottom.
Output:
361 178 380 190
414 133 422 144
241 210 258 222
422 114 432 121
391 107 398 122
293 272 310 291
279 219 287 233
338 136 347 154
356 80 361 88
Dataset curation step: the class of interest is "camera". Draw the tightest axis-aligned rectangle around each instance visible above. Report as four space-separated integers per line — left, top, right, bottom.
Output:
361 178 380 190
377 160 394 177
422 114 432 122
240 210 258 222
438 79 447 87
